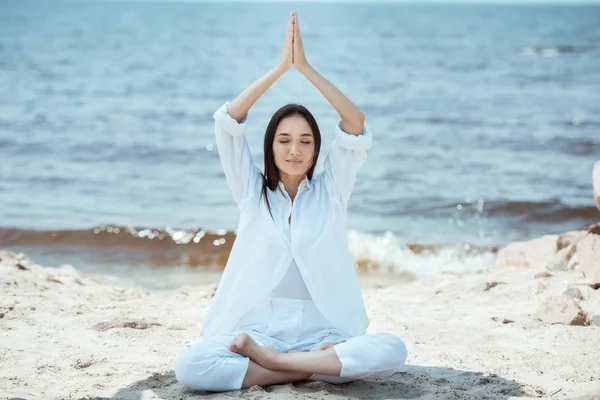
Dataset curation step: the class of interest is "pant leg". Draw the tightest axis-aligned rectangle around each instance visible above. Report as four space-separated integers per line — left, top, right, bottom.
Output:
308 332 408 384
174 330 276 392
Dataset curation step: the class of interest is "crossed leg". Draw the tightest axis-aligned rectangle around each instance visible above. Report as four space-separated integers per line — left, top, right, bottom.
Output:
237 340 346 388
230 333 346 378
174 330 406 391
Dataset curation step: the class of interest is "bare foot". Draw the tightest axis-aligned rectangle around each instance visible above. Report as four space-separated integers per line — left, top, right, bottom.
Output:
316 340 346 351
229 332 279 369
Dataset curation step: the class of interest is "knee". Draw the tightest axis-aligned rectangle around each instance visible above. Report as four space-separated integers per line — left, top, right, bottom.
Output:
174 352 200 390
174 350 213 391
379 333 408 365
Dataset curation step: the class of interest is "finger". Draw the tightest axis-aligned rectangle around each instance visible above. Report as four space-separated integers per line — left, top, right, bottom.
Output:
290 13 294 38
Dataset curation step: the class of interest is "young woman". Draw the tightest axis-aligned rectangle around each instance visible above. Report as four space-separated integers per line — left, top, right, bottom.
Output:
174 12 407 392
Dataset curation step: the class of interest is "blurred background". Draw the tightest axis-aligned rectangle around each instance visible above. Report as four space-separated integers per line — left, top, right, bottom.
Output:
1 0 599 292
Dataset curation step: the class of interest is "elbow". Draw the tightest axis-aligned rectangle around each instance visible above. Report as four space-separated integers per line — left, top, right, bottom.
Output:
353 112 366 127
341 113 366 136
354 112 366 131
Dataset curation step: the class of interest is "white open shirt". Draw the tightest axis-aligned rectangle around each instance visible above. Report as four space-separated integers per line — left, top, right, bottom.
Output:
200 101 373 339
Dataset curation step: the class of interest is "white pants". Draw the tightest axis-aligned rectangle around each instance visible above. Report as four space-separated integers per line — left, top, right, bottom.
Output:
175 296 408 392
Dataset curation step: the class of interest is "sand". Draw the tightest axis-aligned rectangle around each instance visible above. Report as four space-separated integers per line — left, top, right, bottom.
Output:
1 241 599 400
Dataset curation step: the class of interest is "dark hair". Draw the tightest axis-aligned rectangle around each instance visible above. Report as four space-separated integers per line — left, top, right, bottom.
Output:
260 104 322 219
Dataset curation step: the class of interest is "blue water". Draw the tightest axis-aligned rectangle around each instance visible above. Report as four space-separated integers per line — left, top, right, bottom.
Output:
1 1 599 288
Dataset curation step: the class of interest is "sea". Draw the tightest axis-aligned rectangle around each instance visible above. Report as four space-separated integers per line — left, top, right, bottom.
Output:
1 0 599 292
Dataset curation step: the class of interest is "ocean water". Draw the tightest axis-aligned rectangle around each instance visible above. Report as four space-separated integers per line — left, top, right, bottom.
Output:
1 1 599 291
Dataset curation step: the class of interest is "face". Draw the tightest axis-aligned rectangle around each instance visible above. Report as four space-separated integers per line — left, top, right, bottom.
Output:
273 115 315 179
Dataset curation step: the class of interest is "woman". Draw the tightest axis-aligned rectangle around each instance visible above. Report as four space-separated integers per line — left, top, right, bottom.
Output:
174 12 407 392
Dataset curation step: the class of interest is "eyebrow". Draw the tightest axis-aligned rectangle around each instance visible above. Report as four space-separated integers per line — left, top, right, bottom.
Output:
276 133 313 137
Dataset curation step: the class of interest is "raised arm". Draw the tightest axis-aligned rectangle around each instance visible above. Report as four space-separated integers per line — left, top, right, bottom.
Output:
214 13 295 208
292 12 365 133
291 12 371 207
227 13 295 121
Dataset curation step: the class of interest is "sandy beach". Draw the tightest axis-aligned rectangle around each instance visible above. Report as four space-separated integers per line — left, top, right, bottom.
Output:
1 226 599 400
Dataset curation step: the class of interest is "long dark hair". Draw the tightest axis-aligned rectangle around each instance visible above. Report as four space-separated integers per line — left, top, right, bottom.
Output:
260 104 322 219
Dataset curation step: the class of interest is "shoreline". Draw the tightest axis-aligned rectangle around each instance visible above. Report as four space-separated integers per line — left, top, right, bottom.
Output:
1 226 599 399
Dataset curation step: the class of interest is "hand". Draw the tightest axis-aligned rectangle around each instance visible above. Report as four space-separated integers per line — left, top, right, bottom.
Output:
277 12 294 73
292 12 309 72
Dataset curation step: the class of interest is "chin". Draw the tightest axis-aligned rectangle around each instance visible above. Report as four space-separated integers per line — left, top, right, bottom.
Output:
283 169 307 177
278 164 308 177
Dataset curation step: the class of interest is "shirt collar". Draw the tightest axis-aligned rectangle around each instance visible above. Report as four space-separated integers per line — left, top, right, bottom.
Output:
277 176 312 192
301 175 312 191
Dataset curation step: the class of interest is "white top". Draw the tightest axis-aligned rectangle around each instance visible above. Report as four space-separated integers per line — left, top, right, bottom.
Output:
269 260 312 300
269 195 312 300
200 101 372 339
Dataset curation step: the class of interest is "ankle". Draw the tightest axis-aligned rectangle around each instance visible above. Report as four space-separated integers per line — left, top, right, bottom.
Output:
263 351 282 370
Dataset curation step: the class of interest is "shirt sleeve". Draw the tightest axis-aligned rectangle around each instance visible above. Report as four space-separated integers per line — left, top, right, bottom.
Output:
323 120 373 207
213 101 262 208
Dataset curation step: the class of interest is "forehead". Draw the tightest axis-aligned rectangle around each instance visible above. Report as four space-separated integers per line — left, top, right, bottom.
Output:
276 115 313 136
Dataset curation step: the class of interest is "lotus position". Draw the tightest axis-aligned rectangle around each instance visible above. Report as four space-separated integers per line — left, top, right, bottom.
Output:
174 12 407 392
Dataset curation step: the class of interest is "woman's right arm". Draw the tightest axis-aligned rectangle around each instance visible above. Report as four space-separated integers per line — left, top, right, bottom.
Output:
213 12 295 208
227 12 295 121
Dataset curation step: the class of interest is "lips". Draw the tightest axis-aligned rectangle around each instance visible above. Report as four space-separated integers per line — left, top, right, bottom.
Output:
287 160 302 164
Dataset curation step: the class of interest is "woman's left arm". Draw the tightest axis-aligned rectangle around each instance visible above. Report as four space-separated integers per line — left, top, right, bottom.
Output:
292 12 365 134
291 13 372 207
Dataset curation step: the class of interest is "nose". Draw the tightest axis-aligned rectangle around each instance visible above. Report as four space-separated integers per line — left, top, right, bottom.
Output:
289 142 300 155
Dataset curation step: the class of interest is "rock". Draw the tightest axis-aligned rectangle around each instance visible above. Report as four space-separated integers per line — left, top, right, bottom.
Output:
535 295 589 326
546 244 577 271
534 272 553 279
577 234 600 284
557 230 586 251
562 287 585 300
588 222 600 235
590 315 600 327
495 235 558 269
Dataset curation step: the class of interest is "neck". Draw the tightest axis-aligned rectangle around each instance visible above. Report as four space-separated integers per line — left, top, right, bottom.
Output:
279 172 305 195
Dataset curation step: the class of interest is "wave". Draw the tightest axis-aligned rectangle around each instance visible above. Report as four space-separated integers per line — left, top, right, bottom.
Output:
0 225 497 277
484 200 598 224
0 225 235 269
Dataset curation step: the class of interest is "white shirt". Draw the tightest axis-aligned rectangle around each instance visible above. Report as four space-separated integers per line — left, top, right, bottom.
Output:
201 101 372 339
269 260 312 300
269 192 312 300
